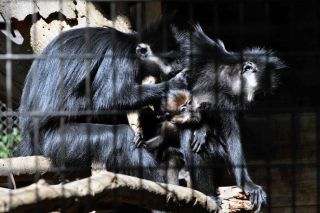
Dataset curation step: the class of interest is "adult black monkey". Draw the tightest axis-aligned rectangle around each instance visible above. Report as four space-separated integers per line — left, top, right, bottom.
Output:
139 25 285 211
178 25 285 211
18 18 188 181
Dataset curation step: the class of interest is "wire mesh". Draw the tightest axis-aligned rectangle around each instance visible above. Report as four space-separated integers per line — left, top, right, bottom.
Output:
0 0 318 212
0 100 19 136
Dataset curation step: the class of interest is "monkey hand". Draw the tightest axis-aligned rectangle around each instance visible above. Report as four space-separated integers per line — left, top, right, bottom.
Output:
133 133 145 148
191 126 210 153
244 181 267 212
168 68 189 90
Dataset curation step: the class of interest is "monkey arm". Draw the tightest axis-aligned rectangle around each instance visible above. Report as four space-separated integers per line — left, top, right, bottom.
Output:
96 70 188 111
127 76 158 148
144 121 180 151
225 116 267 211
144 136 164 151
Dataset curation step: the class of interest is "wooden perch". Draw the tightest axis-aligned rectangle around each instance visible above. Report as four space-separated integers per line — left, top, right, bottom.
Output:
0 156 53 187
0 171 219 213
0 156 51 177
0 156 92 187
0 156 253 212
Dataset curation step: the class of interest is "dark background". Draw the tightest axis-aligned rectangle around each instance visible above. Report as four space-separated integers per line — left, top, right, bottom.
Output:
163 1 320 109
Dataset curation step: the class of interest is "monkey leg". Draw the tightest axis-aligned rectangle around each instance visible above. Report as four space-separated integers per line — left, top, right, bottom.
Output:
127 76 158 147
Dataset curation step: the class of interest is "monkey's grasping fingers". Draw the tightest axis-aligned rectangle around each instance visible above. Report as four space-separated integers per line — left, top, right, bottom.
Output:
244 182 267 212
191 127 209 153
133 133 145 148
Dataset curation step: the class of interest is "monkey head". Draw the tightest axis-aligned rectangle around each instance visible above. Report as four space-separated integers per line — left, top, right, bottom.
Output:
186 24 286 103
161 90 201 125
218 52 285 103
241 48 286 98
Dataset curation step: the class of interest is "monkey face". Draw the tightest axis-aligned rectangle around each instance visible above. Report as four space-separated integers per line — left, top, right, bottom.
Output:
218 62 258 102
217 49 285 103
169 99 196 124
162 90 201 125
240 61 259 102
242 48 286 97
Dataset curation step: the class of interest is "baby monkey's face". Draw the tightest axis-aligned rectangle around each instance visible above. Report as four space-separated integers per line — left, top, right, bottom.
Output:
163 90 201 125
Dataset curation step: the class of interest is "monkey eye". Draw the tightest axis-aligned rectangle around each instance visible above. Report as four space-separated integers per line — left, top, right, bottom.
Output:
180 106 187 112
139 47 148 55
242 62 257 74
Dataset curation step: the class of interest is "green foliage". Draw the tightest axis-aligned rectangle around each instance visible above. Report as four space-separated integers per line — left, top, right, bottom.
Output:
0 125 22 158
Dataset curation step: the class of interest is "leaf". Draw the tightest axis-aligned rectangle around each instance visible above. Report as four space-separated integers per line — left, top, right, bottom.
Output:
1 135 8 144
13 128 19 136
0 150 9 158
0 146 9 158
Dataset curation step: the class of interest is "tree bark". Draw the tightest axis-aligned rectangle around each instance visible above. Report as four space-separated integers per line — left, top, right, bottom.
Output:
0 156 253 212
0 171 219 213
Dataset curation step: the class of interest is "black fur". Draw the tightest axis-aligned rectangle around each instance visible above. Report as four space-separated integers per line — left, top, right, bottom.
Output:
18 20 188 181
142 24 285 211
175 25 285 211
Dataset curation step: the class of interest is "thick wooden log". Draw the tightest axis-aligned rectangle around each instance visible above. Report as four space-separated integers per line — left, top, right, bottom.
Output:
0 156 253 212
0 171 219 213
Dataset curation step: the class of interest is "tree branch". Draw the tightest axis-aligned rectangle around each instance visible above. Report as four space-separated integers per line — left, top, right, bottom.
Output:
0 156 253 212
0 171 219 213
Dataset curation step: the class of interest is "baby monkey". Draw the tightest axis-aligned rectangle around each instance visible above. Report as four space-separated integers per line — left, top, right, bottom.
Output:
135 43 205 186
145 89 202 186
146 89 201 149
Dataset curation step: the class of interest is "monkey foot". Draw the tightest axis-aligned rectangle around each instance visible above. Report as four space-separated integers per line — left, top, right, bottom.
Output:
244 182 267 213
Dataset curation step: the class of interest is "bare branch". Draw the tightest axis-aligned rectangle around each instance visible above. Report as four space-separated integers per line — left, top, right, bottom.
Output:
0 171 219 213
0 156 253 212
